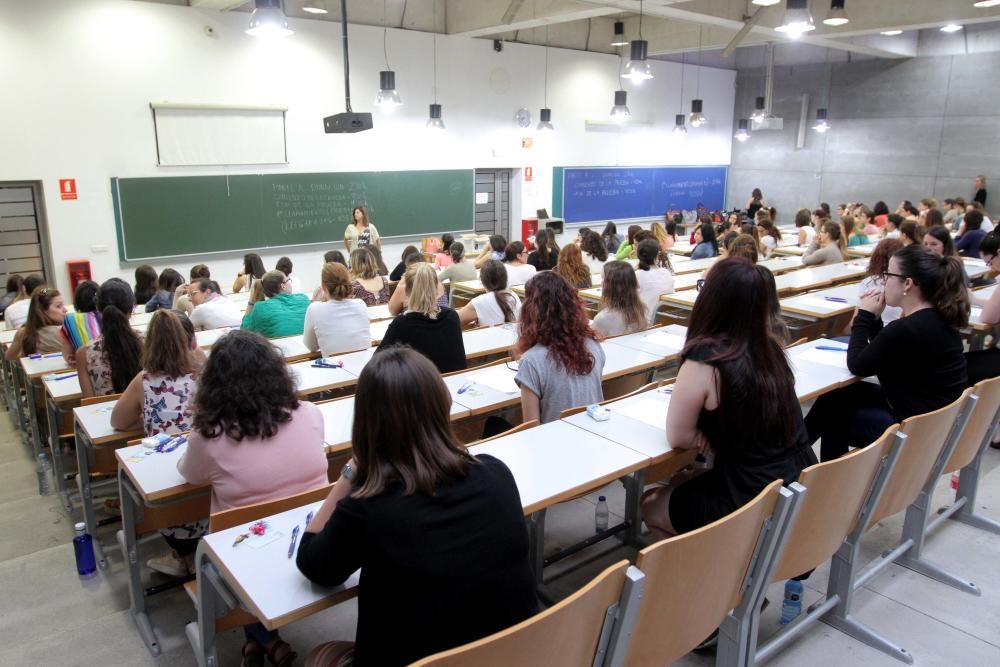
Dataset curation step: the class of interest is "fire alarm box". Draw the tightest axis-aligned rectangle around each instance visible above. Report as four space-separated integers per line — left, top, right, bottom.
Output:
66 260 92 293
521 217 539 251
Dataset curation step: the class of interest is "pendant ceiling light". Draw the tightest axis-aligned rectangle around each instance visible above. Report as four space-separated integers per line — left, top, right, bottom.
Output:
622 0 653 83
538 21 554 131
673 114 687 136
611 20 629 47
776 0 816 38
610 90 631 123
751 0 781 5
375 0 402 108
812 108 831 133
823 0 849 27
426 1 444 130
750 96 767 120
246 0 293 37
689 26 707 127
302 0 328 14
734 119 751 142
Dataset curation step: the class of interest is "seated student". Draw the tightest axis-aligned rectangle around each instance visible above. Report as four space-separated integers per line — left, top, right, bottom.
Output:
580 229 610 273
794 210 815 247
719 231 740 258
528 229 560 270
297 347 536 667
690 222 719 260
134 265 158 306
434 233 455 268
806 245 968 461
179 330 329 667
145 268 184 313
857 238 904 325
967 232 1000 387
641 258 817 538
5 287 67 361
555 243 592 289
389 245 420 282
437 241 478 285
845 215 870 246
275 256 302 293
882 213 903 239
349 248 390 306
109 310 205 577
0 274 23 318
602 221 624 255
592 261 647 338
757 217 782 257
899 220 924 247
614 225 642 260
924 207 945 231
651 221 675 252
956 209 988 258
188 278 243 330
240 270 310 338
304 262 371 357
458 260 520 327
923 224 959 258
473 234 507 269
802 221 849 266
502 241 537 285
873 200 890 228
378 263 466 373
233 253 266 294
635 239 675 323
78 279 144 398
726 233 760 264
172 264 211 316
387 255 449 316
4 274 44 330
514 271 605 423
855 206 879 237
324 249 347 267
60 280 101 364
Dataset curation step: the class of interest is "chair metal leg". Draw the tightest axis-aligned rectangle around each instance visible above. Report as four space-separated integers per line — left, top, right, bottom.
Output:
897 487 980 595
117 470 161 655
621 470 646 547
526 509 547 586
821 613 913 664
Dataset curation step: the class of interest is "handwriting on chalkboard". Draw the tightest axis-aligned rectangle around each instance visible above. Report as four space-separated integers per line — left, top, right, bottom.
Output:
269 182 370 234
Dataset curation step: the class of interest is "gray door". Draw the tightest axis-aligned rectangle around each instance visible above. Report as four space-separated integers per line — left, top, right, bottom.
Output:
474 169 511 239
0 184 47 287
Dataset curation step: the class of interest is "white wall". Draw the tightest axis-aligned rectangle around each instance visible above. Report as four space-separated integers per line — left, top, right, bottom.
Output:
0 0 735 294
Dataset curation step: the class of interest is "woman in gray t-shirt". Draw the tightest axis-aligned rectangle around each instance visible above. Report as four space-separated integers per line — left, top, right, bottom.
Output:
514 272 605 423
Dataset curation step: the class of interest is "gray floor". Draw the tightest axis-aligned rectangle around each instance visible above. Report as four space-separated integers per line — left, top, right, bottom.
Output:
2 410 1000 667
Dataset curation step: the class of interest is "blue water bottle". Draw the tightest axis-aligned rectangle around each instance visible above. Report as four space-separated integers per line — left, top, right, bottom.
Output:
780 579 804 625
73 522 97 577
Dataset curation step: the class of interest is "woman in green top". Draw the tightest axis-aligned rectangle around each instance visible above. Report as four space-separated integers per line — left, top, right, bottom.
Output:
614 225 643 260
240 271 311 338
845 214 870 247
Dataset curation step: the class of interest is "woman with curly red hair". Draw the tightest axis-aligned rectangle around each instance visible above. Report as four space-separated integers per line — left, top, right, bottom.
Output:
514 271 605 423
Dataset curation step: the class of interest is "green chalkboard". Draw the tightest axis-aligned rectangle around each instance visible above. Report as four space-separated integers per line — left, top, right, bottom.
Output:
112 169 474 261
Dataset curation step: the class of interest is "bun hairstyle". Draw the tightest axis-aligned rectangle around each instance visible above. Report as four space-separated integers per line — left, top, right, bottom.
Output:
893 244 970 329
96 278 143 393
449 241 466 263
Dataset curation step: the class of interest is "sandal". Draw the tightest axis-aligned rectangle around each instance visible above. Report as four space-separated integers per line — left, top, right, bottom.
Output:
266 639 297 667
242 639 265 667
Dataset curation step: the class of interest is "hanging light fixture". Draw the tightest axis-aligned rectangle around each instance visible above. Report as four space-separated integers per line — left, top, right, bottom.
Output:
427 103 445 130
776 0 816 37
610 90 631 123
538 22 554 131
246 0 293 37
673 114 687 136
974 1 1000 7
940 24 964 33
375 0 402 108
734 119 751 142
880 30 903 36
611 20 629 47
622 0 653 83
823 0 849 26
689 26 707 127
751 0 781 5
750 96 767 120
302 0 328 14
426 4 444 130
812 108 831 133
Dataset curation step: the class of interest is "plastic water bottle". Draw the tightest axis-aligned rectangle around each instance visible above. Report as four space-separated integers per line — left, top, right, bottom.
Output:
595 495 609 533
73 522 97 577
36 451 52 496
780 579 804 625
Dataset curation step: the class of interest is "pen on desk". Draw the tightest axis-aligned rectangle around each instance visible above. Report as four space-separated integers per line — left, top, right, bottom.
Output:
42 352 63 358
306 510 315 526
823 297 848 303
457 382 473 394
287 525 300 558
816 345 848 352
53 372 78 381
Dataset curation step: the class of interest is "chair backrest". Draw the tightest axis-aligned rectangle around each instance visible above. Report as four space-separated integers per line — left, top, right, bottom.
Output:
81 392 121 406
409 560 629 667
786 337 808 348
209 484 333 533
441 356 511 378
623 480 784 666
868 389 972 529
942 376 1000 474
771 425 899 581
469 420 539 446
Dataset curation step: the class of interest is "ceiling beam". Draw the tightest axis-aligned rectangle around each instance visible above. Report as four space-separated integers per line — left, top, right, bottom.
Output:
447 0 623 37
189 0 249 10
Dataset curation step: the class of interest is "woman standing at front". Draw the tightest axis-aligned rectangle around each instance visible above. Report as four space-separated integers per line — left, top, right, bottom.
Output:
344 205 381 253
641 258 816 537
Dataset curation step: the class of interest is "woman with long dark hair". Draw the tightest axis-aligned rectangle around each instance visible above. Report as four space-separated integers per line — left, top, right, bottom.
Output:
580 229 609 273
515 271 605 423
802 221 849 266
144 268 184 312
77 278 144 397
5 288 67 360
134 265 157 306
641 257 815 537
592 261 647 337
922 225 959 257
556 243 592 288
805 245 969 460
614 224 642 260
527 229 560 271
690 222 719 260
602 221 624 254
459 259 519 327
635 239 675 323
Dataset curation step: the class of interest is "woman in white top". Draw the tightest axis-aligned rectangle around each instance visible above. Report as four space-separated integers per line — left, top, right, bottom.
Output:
303 262 372 357
796 209 816 247
188 279 243 330
634 239 675 324
580 230 609 274
459 260 520 327
758 218 781 258
4 274 44 330
591 261 647 338
502 241 537 286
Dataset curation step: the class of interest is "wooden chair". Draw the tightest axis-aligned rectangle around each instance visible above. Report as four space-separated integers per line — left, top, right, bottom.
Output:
607 479 802 667
786 337 808 347
716 425 905 667
410 560 639 667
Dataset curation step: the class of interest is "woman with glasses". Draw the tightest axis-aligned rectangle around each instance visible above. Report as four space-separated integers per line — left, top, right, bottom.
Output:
966 232 1000 387
856 238 904 325
502 241 537 285
240 270 310 338
805 245 969 461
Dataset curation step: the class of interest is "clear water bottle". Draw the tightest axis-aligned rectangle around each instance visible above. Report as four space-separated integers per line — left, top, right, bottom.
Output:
73 522 97 577
780 579 804 625
36 451 52 496
595 495 609 533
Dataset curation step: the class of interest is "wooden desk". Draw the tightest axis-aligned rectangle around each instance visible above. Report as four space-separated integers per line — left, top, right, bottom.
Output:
19 354 72 467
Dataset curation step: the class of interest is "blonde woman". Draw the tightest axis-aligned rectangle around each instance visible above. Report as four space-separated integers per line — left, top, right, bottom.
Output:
349 248 389 306
376 263 467 373
650 221 675 252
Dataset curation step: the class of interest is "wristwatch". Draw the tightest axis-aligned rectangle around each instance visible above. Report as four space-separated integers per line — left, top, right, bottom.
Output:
340 462 355 481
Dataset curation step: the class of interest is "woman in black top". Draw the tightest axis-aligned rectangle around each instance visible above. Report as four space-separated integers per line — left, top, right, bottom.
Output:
641 258 816 537
746 188 765 220
377 263 466 373
805 245 969 461
389 245 420 282
297 347 536 667
527 228 560 271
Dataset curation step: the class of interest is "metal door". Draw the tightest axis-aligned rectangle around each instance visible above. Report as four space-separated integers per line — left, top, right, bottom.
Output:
474 169 511 239
0 184 48 287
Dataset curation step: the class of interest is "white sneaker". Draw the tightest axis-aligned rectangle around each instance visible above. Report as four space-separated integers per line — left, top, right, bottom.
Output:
146 553 190 577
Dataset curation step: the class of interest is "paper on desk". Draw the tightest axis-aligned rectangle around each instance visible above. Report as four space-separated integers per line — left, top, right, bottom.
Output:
795 348 849 369
795 295 851 310
972 307 983 320
470 365 519 394
614 399 668 430
642 331 686 350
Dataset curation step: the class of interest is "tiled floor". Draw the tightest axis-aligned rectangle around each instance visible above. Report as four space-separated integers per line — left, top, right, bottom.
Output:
2 408 1000 666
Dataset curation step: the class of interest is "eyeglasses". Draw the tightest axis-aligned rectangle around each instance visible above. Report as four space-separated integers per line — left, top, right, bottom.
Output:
984 254 997 265
695 279 705 292
880 271 907 282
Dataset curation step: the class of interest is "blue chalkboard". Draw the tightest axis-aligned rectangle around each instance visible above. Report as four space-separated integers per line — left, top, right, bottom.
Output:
553 166 728 224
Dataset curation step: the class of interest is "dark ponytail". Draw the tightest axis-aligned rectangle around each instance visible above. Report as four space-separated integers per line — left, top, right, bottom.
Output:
96 278 143 393
449 241 465 264
480 260 516 323
894 245 970 329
